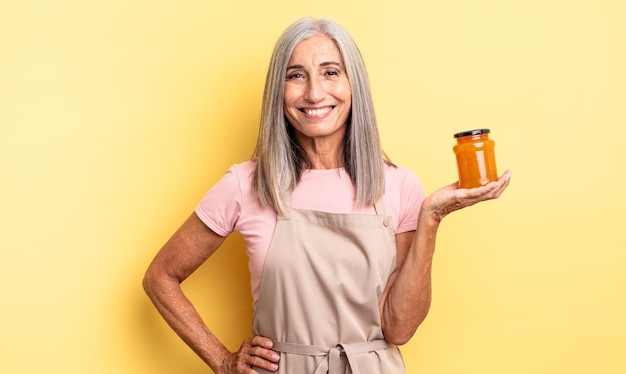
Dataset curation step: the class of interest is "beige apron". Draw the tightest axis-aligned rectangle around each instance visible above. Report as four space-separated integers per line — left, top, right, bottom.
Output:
252 192 406 374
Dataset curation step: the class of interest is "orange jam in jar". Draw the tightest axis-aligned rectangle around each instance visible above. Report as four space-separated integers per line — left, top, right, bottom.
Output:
453 129 498 188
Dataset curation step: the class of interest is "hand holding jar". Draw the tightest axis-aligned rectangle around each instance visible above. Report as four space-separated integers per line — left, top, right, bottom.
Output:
418 130 512 222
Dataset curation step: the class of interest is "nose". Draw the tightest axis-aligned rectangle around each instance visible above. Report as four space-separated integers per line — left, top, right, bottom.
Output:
304 76 324 103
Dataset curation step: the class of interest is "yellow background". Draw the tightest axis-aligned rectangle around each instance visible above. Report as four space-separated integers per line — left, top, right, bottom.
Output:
2 0 624 373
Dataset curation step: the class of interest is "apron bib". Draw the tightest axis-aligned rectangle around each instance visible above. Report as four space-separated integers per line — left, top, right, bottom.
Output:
252 193 406 374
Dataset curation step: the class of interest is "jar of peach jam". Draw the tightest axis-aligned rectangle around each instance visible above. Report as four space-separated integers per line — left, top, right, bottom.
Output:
453 129 498 188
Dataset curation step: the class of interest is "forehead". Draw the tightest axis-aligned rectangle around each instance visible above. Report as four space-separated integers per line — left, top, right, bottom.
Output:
288 34 343 64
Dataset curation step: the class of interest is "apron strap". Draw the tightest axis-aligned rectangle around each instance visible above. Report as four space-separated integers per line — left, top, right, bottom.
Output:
278 190 292 219
373 197 386 217
273 339 393 374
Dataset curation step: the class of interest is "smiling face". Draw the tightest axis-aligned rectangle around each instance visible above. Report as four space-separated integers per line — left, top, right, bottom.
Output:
283 34 352 152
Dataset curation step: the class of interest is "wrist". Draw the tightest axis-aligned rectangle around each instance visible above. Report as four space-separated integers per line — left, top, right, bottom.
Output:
419 198 445 225
199 340 231 374
215 349 233 374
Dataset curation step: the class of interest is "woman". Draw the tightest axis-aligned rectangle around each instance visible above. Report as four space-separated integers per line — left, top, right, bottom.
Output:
143 17 511 374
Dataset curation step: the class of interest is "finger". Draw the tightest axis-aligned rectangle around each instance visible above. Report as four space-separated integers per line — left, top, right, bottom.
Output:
247 336 280 370
489 170 512 197
251 336 275 350
241 336 278 358
460 183 498 200
500 169 513 180
249 345 281 364
248 354 279 372
471 169 512 196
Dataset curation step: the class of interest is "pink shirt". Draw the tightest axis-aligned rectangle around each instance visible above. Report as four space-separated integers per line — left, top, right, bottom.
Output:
195 160 425 306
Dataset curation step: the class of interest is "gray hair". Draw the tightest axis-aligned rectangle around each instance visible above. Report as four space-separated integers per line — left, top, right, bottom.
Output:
252 17 390 215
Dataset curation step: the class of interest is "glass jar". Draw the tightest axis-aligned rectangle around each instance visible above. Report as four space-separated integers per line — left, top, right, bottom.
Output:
453 129 498 188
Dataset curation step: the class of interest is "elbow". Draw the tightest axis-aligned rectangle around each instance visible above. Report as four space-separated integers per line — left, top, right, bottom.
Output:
386 336 410 346
142 262 182 300
384 327 417 346
142 263 161 298
382 312 429 346
142 267 154 297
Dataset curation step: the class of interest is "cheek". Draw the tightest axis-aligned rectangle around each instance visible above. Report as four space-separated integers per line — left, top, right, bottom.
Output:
283 85 300 106
338 88 352 109
283 90 299 121
335 82 352 102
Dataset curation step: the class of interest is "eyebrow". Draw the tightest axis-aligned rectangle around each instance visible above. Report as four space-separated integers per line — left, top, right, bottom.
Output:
286 61 344 70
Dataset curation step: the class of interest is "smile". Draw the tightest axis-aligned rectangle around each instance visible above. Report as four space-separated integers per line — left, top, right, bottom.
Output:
302 107 333 117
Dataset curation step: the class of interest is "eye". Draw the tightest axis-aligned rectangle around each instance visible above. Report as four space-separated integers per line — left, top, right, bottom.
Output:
323 69 342 79
287 72 305 80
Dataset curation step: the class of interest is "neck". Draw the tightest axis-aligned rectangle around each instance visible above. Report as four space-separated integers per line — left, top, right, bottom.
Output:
299 140 344 170
295 132 345 170
308 153 344 169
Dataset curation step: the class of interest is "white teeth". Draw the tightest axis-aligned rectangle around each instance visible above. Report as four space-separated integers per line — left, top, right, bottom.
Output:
304 107 331 116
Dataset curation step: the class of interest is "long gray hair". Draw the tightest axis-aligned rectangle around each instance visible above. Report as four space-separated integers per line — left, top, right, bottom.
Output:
252 17 391 215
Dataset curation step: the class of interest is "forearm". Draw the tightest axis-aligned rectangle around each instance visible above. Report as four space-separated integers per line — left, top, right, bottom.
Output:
381 172 512 345
381 209 439 345
143 271 230 373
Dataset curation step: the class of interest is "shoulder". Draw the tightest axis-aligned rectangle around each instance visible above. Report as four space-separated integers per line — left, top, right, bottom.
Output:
384 163 423 191
230 160 257 181
204 161 253 196
195 160 258 235
215 160 256 194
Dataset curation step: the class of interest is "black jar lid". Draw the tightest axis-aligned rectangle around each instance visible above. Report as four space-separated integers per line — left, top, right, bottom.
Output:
454 128 490 138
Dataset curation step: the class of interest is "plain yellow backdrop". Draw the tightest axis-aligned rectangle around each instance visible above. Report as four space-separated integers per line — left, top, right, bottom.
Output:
1 0 625 373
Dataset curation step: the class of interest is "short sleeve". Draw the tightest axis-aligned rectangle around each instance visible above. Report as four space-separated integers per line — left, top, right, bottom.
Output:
395 167 425 234
194 165 243 237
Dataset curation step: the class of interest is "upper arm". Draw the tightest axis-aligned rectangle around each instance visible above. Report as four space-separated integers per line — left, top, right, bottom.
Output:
379 230 415 313
146 212 227 283
393 230 414 274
